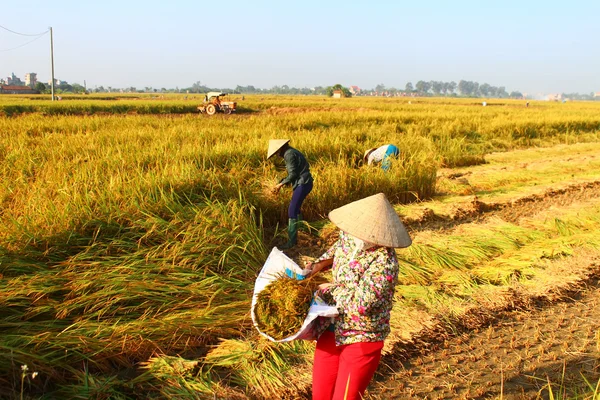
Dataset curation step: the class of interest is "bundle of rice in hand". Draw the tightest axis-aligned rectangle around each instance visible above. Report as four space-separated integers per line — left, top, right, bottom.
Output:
253 274 328 341
260 179 280 201
251 247 339 341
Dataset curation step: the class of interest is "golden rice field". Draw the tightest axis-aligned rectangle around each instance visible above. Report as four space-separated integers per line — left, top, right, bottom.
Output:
1 94 600 399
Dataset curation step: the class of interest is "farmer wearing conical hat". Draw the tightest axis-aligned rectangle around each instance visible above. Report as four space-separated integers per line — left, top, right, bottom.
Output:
305 193 411 400
363 144 400 172
267 139 314 249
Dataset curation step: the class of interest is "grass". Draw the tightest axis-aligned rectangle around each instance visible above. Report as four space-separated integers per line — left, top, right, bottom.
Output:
1 94 600 398
521 368 600 400
0 195 266 396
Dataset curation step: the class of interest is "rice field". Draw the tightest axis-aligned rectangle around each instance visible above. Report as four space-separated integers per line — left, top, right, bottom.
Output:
1 94 600 399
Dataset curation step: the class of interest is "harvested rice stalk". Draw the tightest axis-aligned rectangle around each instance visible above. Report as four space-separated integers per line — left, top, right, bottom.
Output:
254 274 328 340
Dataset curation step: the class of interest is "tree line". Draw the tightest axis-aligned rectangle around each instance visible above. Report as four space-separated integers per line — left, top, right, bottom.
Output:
374 81 522 98
32 79 598 101
184 81 518 98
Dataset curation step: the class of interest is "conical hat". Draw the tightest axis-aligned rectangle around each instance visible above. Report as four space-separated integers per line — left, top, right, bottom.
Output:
328 193 412 248
267 139 290 159
363 148 377 163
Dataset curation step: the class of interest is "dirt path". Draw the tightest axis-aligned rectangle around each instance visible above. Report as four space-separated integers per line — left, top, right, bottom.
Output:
367 276 600 399
403 179 600 233
439 149 598 181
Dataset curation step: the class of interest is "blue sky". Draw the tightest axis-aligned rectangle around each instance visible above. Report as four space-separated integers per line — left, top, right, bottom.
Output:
1 0 598 94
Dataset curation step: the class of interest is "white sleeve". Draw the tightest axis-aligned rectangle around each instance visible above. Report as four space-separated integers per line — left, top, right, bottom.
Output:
369 145 388 164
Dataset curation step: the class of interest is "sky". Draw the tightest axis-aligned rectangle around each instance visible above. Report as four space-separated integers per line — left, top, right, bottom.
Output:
1 0 599 94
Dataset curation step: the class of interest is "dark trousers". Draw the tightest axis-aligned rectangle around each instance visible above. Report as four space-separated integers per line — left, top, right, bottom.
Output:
289 181 313 218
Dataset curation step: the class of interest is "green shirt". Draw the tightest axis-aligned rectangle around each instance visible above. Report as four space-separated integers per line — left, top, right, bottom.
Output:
279 147 313 189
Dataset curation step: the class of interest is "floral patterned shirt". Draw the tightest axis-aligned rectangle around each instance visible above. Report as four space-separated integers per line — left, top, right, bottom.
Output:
314 230 399 346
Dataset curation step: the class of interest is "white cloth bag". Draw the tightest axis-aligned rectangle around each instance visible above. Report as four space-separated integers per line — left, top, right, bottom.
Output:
251 247 339 342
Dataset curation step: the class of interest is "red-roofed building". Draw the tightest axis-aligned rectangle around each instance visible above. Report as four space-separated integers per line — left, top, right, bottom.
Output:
0 85 39 94
546 93 563 102
349 85 361 95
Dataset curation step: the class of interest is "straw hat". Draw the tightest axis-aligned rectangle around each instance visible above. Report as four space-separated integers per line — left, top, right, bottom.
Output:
328 193 412 248
363 147 377 163
267 139 290 159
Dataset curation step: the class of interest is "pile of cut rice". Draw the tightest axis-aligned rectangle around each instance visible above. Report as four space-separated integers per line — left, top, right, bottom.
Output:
254 274 327 340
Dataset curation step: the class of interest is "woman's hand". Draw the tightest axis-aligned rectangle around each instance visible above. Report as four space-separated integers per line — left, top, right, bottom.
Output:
303 262 314 277
272 183 284 194
318 283 333 290
307 258 334 278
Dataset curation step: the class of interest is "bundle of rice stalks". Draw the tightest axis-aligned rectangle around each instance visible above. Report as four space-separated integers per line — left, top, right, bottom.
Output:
259 179 281 201
254 274 328 340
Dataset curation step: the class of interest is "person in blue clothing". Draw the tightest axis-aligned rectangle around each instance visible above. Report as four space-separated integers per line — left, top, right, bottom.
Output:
268 139 314 249
363 144 400 172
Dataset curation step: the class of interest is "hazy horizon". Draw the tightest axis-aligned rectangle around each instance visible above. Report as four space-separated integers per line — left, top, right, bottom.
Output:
1 0 598 94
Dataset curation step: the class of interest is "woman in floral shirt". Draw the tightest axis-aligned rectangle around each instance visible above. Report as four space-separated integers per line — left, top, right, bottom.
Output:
307 193 412 400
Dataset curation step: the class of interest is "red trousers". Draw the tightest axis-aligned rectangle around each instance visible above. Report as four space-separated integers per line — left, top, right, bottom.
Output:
312 330 384 400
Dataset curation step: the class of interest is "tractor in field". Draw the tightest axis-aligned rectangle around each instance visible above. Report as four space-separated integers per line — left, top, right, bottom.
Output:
197 92 237 115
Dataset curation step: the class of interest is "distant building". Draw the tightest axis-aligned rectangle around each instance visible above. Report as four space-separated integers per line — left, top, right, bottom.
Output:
332 90 342 99
0 85 39 94
349 85 361 95
24 73 37 88
594 92 600 98
546 93 564 102
3 73 23 86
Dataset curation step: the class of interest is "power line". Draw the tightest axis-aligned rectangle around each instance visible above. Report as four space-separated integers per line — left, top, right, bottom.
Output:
0 24 48 37
0 25 55 101
0 32 48 52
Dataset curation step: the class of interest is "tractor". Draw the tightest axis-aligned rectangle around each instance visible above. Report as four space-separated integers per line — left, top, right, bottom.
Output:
197 92 237 115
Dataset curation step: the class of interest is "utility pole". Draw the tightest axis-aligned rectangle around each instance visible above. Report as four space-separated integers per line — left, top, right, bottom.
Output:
50 27 55 101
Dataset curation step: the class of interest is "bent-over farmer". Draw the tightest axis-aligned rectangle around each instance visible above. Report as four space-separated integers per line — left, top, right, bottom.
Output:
267 139 313 249
363 144 400 172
